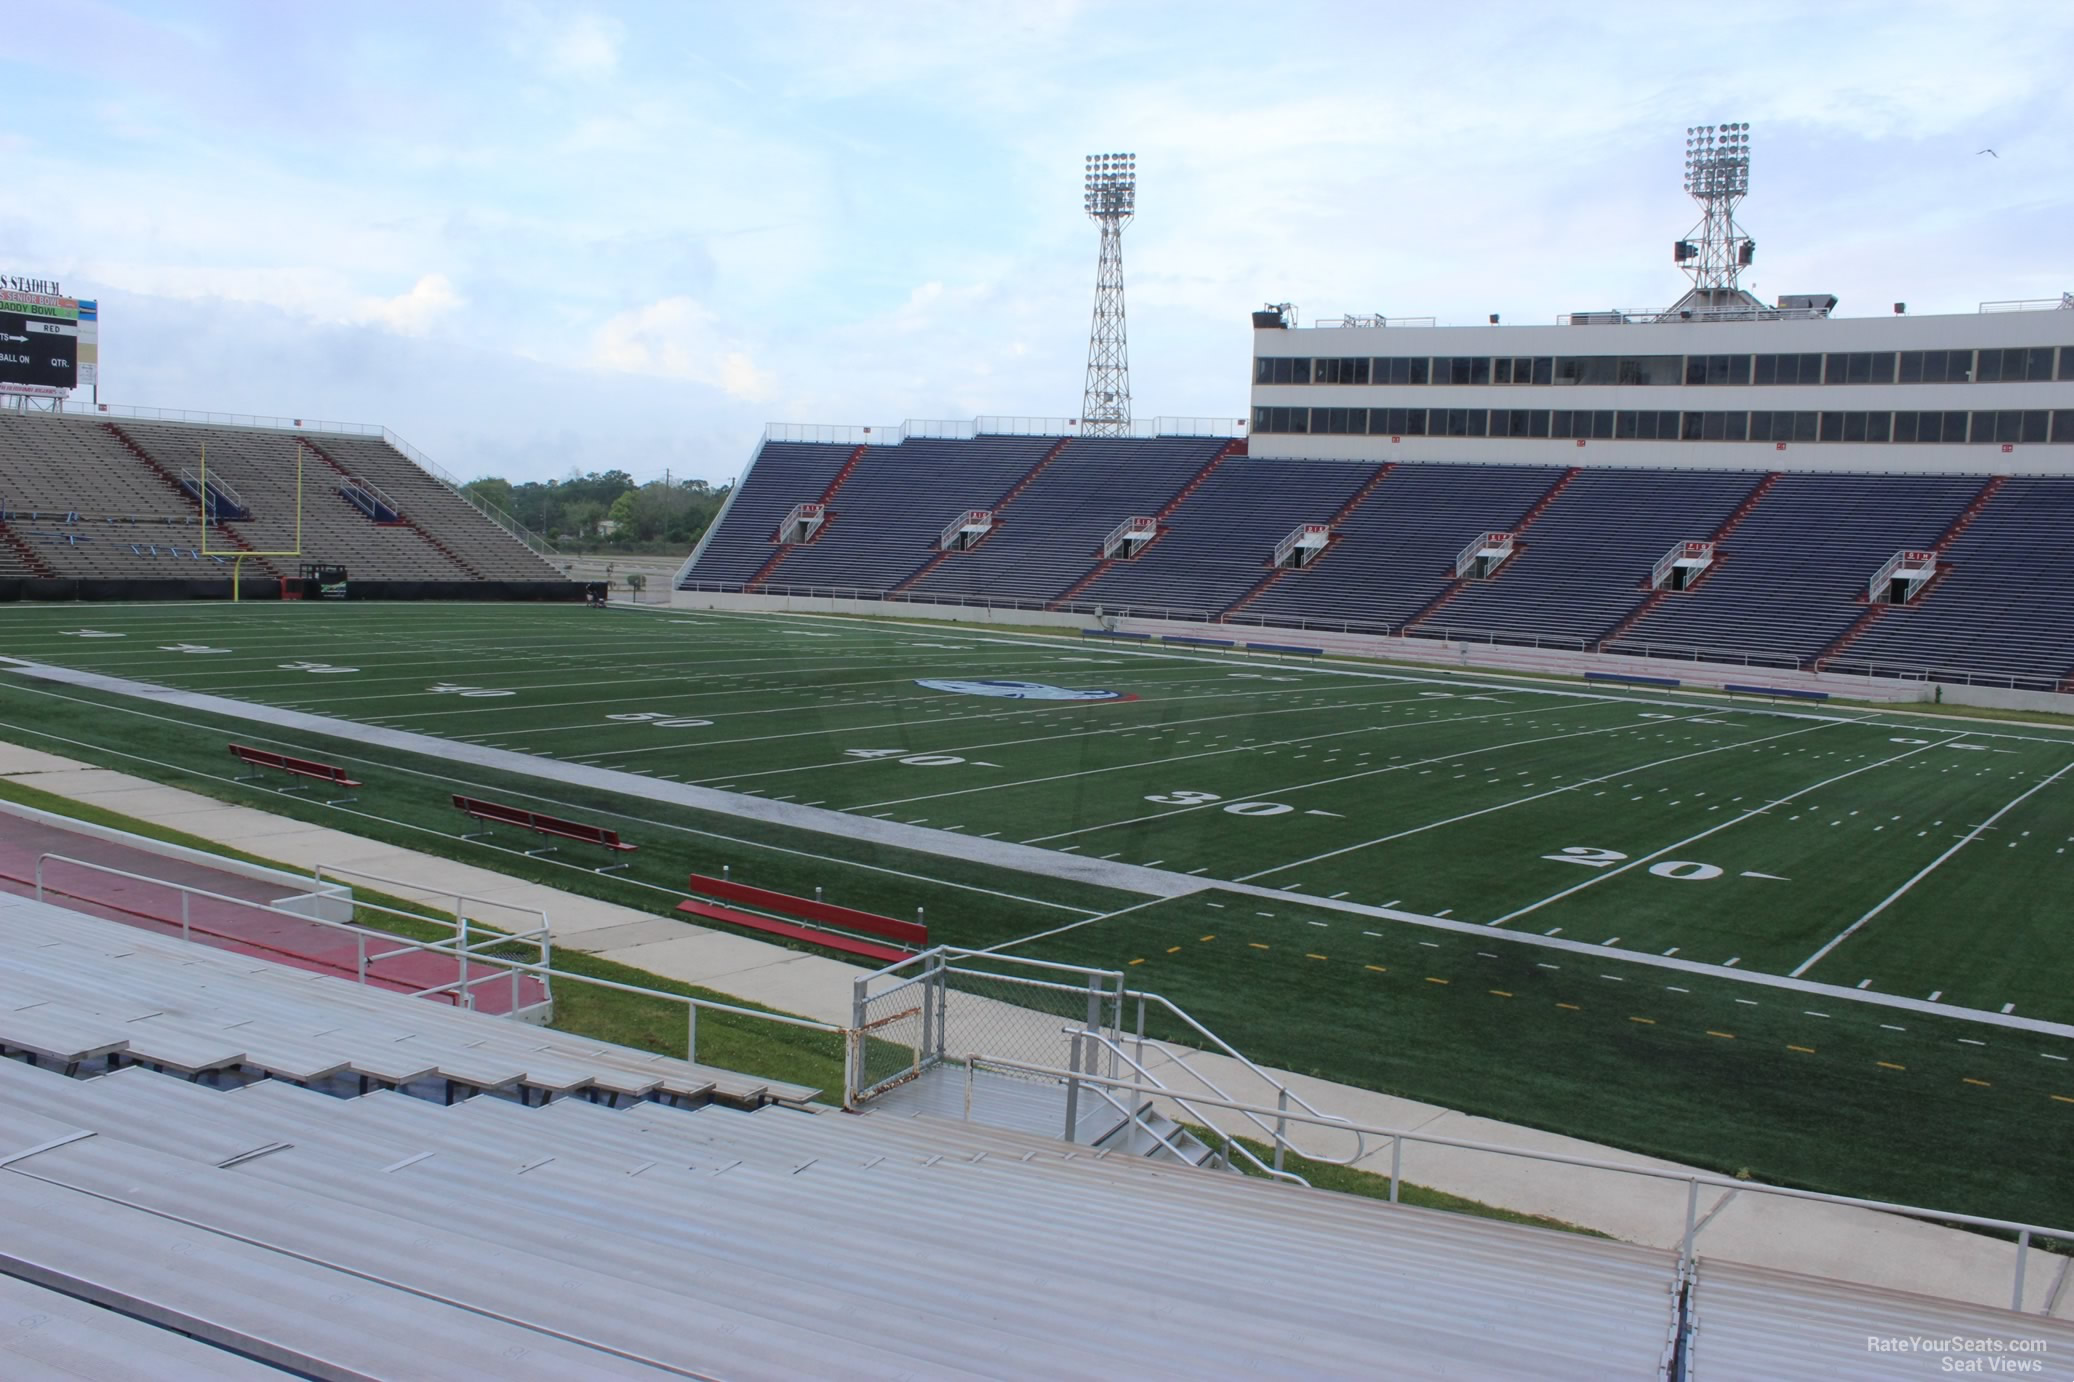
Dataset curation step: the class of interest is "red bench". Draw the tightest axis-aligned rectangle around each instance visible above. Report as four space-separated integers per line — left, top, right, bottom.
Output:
452 795 637 872
228 744 361 803
674 900 912 963
686 875 927 945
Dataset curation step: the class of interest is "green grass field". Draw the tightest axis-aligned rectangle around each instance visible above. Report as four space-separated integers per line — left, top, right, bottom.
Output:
2 600 2071 1229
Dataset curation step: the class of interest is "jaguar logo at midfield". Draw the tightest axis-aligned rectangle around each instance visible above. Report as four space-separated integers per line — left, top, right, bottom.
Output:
915 678 1135 702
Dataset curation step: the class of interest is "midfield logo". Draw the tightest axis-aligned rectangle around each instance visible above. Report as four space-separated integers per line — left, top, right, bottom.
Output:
914 678 1134 702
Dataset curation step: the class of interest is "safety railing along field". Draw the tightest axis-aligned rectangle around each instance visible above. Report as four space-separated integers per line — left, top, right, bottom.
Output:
963 1054 2071 1317
29 855 842 1075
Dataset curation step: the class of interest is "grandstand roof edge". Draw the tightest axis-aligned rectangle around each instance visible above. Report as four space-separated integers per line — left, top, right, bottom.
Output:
763 415 1248 447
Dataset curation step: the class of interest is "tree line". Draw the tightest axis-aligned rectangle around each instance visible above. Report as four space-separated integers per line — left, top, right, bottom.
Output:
462 470 731 552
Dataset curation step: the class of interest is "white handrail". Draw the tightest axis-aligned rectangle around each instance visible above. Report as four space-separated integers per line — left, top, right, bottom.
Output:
1067 1028 1312 1185
29 854 843 1072
966 1053 2068 1314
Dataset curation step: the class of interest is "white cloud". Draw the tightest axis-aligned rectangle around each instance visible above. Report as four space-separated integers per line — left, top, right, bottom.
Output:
356 274 465 335
591 296 778 401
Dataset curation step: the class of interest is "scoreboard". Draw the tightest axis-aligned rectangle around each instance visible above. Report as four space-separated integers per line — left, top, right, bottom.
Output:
0 289 94 397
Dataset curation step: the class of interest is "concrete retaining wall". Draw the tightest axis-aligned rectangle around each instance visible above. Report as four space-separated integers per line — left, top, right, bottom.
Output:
671 590 2074 716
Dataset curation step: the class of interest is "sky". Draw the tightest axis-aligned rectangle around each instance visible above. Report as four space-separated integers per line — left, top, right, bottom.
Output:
8 0 2070 487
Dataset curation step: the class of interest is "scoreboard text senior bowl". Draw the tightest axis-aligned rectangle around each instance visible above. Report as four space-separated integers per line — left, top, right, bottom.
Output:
0 283 98 397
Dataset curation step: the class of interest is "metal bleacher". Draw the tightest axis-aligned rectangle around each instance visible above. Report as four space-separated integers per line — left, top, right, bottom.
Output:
1076 457 1376 616
1615 471 1983 664
9 894 2073 1375
0 411 561 585
0 892 1694 1378
904 436 1230 604
1240 462 1563 632
1439 467 1762 644
773 434 1056 590
1831 476 2074 685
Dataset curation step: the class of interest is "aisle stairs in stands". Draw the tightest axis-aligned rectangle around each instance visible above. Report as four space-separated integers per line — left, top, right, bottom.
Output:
0 518 56 577
1815 473 2010 665
101 422 283 582
285 437 477 577
1598 470 1781 646
889 436 1074 594
1223 461 1396 619
1048 438 1243 610
746 443 869 589
1403 465 1580 634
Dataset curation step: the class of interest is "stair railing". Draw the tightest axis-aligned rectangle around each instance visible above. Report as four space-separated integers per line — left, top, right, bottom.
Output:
1119 983 1365 1170
1065 1028 1310 1185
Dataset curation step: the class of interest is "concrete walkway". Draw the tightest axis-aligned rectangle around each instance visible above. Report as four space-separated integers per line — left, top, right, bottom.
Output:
1 740 2067 1320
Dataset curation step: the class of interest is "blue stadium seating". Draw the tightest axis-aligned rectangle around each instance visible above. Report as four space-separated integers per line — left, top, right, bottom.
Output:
904 436 1229 604
770 436 1057 592
1075 459 1376 616
683 441 855 586
1827 477 2074 686
1613 473 1983 663
678 434 2073 687
1238 464 1562 633
1437 469 1763 645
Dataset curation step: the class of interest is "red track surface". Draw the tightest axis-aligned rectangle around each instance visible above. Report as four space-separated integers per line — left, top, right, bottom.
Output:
0 817 545 1015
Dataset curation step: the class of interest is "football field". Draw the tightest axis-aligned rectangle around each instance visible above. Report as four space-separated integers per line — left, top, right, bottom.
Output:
3 600 2072 1223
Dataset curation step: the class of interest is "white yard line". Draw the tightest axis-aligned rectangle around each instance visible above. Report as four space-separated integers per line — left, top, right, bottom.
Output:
1231 713 1835 883
1028 703 1709 847
1484 734 1967 928
0 665 1205 904
857 699 1575 818
1789 759 2074 978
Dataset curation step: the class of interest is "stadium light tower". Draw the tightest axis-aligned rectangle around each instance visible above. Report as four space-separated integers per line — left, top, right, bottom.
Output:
1673 123 1756 305
1080 152 1136 438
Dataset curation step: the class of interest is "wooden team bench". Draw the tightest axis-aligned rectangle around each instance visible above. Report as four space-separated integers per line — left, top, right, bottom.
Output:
676 874 926 962
228 743 362 803
451 794 638 871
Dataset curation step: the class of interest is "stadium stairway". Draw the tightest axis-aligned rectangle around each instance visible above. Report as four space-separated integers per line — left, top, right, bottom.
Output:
99 421 285 582
0 517 56 577
743 442 869 589
1221 459 1396 620
888 435 1074 595
1814 473 2008 665
1402 464 1582 635
1598 470 1781 647
1046 437 1244 611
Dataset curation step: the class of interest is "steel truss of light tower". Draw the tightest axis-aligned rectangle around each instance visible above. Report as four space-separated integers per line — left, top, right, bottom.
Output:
1672 123 1756 306
1081 151 1136 438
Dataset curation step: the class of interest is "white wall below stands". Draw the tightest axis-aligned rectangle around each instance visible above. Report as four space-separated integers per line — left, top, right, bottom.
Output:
673 588 1085 630
673 590 2074 715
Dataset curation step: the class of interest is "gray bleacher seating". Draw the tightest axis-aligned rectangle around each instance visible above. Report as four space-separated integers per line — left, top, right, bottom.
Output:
0 412 561 584
8 892 2069 1377
0 892 1688 1378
